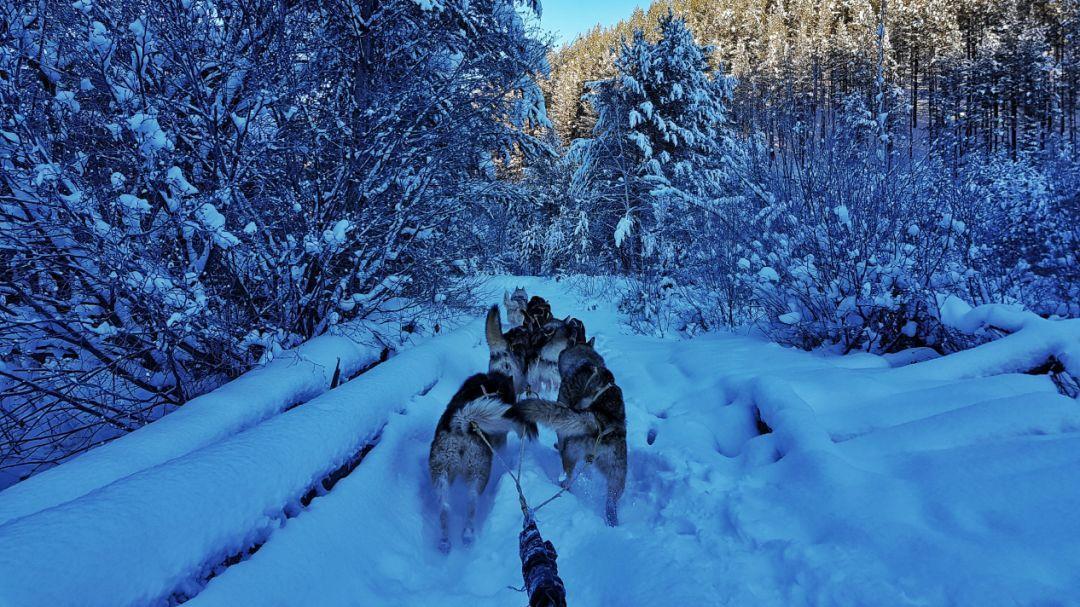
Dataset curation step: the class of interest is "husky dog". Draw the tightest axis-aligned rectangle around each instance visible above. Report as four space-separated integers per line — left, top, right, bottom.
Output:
526 316 587 396
523 295 553 331
521 295 585 395
429 372 536 553
517 341 627 526
486 305 531 394
504 287 529 327
487 302 586 397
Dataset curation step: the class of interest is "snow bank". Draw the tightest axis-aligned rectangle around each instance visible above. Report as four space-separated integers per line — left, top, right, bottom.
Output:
895 315 1080 381
743 377 835 458
0 333 377 526
0 323 482 607
841 391 1080 458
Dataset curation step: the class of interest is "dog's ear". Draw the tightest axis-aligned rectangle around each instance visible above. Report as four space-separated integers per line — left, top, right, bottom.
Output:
587 336 596 347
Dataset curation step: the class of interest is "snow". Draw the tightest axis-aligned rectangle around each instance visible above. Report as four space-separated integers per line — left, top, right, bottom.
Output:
118 193 150 213
833 203 851 228
0 333 379 527
195 203 240 248
628 130 652 157
88 21 111 55
613 214 634 247
757 266 779 282
54 90 80 113
778 311 801 324
0 277 1077 606
906 300 1080 379
0 324 476 607
413 0 443 11
125 113 168 156
166 166 199 195
322 219 352 247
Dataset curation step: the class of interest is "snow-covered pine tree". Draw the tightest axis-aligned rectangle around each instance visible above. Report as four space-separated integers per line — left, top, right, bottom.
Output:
572 12 737 273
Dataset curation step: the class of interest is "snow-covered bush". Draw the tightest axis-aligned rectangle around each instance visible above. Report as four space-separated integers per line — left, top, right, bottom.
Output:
0 0 548 474
959 152 1079 318
738 103 975 353
619 275 686 337
502 149 595 275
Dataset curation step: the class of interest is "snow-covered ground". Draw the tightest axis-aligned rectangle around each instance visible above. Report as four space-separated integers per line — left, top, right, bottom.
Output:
0 333 378 526
0 277 1077 606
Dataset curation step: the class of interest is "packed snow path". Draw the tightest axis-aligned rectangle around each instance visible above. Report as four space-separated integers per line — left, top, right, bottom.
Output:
0 277 1077 606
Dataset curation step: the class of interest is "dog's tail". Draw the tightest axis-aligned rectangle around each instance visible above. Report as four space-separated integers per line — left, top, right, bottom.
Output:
485 304 506 350
451 396 515 435
505 405 540 440
516 398 599 437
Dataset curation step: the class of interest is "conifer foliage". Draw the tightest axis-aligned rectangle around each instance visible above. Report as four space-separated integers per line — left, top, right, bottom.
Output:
572 14 738 274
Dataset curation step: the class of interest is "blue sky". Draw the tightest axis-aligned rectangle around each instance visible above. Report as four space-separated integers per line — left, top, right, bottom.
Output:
535 0 647 44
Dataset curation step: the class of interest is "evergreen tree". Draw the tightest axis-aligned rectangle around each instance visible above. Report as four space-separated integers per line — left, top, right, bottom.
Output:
573 13 736 272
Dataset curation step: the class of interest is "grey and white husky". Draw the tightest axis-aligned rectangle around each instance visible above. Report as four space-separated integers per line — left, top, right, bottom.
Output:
517 340 627 526
486 305 531 395
526 315 586 397
428 372 536 553
504 287 528 327
486 302 586 397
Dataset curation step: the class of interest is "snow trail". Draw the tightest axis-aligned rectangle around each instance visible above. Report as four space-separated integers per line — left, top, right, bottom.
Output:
0 277 1077 606
186 278 1080 606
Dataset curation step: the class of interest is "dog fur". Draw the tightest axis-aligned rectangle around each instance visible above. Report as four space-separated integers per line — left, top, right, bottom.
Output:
504 287 528 327
523 295 553 332
486 299 587 397
517 340 627 526
486 305 530 394
428 372 536 553
525 316 587 397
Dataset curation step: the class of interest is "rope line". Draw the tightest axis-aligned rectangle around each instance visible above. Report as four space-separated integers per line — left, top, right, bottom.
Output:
471 417 608 520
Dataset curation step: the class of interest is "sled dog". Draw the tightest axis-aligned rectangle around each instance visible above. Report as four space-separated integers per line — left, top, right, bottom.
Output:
428 372 536 553
526 316 587 396
487 302 586 396
517 340 627 526
486 305 531 394
504 287 529 327
520 294 587 395
523 295 553 331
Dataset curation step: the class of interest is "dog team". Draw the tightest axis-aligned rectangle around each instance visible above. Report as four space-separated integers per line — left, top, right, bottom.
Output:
427 288 628 553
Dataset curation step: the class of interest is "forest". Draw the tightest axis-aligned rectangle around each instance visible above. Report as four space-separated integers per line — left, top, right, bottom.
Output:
1 1 1079 605
1 0 1076 479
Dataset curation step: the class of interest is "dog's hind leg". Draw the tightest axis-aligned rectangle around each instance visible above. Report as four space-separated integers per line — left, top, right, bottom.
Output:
604 469 625 527
462 479 482 546
433 474 451 553
598 445 627 527
558 438 584 489
462 450 491 546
